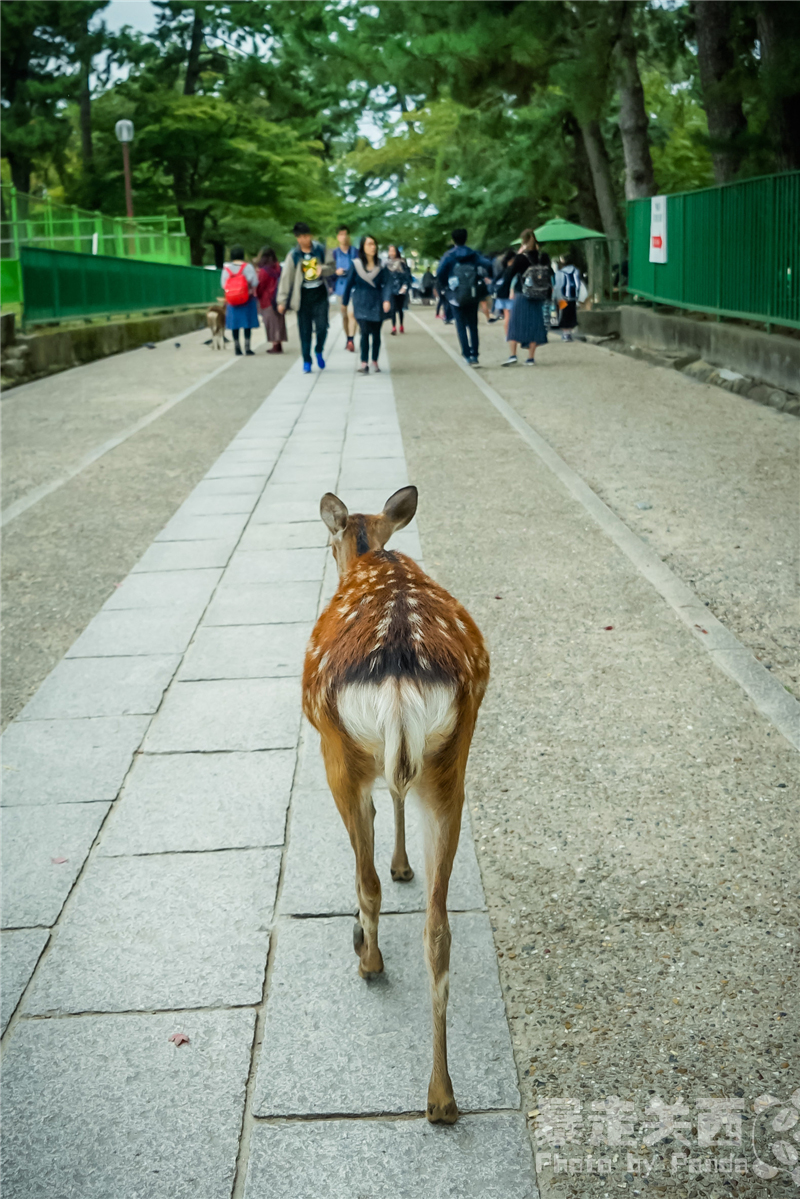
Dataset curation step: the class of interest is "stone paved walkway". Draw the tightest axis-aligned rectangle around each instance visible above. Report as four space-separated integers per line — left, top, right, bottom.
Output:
1 332 538 1198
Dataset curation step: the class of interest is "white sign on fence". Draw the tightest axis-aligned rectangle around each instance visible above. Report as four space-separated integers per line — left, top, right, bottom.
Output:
649 195 668 264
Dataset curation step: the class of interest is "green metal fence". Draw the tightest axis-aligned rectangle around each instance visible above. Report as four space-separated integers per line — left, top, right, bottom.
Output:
0 185 190 269
20 246 220 325
627 170 800 330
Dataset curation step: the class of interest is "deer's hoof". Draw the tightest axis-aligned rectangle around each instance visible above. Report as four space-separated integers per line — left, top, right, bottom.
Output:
426 1096 459 1124
391 864 414 883
353 920 364 954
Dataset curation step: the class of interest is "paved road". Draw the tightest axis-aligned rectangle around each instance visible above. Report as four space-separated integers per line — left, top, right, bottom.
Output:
1 310 797 1198
1 327 298 727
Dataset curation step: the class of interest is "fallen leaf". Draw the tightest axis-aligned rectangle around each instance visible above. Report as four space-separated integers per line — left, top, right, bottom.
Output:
694 624 709 634
528 1109 540 1118
603 625 614 631
494 595 503 600
168 1032 190 1047
51 856 68 864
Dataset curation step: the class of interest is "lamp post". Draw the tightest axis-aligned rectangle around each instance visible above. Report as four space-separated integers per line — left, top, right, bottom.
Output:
114 120 135 219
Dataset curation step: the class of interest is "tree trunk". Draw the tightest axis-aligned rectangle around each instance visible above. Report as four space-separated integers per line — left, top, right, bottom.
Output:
184 6 204 96
579 120 624 241
180 205 208 265
692 0 747 183
79 62 93 164
613 1 656 199
756 1 800 172
8 155 32 196
566 113 604 232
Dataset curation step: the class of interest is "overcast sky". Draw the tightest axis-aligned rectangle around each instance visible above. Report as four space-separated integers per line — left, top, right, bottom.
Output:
104 1 157 34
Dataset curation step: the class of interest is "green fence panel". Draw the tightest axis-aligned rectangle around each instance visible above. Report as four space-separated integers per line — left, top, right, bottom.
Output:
627 170 800 328
20 246 221 325
1 259 23 309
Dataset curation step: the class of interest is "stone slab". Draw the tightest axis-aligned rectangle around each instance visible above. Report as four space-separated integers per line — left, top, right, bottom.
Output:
270 456 340 483
338 460 409 489
103 568 222 610
0 928 49 1034
155 512 250 542
178 623 311 681
244 1114 537 1199
191 476 265 496
342 435 406 460
260 482 331 504
2 802 110 927
26 850 279 1013
19 655 180 720
251 499 323 524
144 677 302 752
132 538 237 572
0 1009 255 1199
252 912 519 1116
0 716 148 806
177 493 257 515
224 548 326 584
238 521 328 551
281 789 485 916
66 607 201 657
204 581 320 625
99 750 295 854
204 459 272 479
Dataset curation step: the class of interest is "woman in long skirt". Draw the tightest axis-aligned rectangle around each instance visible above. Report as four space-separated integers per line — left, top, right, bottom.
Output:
221 245 259 355
256 247 287 353
500 229 551 366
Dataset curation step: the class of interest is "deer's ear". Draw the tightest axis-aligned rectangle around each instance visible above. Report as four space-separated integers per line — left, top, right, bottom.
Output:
320 492 348 535
383 485 417 532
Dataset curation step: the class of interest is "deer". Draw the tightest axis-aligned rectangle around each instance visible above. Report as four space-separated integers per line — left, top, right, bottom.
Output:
302 485 490 1124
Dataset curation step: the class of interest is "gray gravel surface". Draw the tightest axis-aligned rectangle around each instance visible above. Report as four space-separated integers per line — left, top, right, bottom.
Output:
388 313 798 1199
1 329 297 727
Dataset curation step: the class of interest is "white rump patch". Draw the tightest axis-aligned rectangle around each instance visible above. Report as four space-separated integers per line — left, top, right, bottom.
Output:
338 678 457 796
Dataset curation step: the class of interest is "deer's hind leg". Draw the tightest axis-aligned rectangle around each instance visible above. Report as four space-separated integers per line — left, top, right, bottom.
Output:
389 787 414 882
320 720 383 978
417 742 468 1124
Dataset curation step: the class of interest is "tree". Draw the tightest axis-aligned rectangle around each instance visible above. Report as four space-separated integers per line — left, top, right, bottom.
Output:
691 0 748 183
0 2 77 194
754 1 800 172
613 1 656 198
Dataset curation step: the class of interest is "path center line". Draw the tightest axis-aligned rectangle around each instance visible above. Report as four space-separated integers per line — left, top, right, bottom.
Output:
1 354 239 529
410 311 799 751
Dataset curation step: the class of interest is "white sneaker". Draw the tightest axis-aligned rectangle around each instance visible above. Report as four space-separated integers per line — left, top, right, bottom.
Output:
501 355 518 367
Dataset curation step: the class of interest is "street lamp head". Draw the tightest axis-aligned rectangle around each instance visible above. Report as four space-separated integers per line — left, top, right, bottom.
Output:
115 119 134 144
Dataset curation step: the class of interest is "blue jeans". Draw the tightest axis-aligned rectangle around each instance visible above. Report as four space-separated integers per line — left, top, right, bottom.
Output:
453 301 479 359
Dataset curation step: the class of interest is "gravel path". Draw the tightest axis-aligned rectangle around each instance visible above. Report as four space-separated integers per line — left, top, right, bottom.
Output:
388 311 798 1199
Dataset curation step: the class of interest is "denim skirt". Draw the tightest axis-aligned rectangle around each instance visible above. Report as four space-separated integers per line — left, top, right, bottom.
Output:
226 297 259 330
507 295 548 345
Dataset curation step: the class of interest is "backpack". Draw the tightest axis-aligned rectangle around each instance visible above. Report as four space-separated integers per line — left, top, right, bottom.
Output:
448 260 479 305
561 266 579 301
224 265 249 306
521 255 551 300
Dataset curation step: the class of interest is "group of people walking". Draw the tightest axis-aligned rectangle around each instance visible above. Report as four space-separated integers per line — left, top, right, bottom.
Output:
220 219 584 373
432 227 584 368
220 222 412 374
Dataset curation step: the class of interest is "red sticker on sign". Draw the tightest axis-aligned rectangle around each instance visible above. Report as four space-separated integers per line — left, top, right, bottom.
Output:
652 236 662 249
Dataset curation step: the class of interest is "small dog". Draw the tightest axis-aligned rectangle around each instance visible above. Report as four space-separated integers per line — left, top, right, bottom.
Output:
206 303 226 349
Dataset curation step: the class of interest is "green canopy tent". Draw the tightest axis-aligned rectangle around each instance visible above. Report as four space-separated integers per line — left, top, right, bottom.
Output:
511 219 605 245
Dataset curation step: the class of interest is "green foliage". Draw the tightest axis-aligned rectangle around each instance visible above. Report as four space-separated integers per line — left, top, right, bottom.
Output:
643 72 715 193
1 0 796 266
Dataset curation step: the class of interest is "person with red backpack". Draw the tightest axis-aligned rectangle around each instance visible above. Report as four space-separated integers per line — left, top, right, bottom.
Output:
221 245 259 356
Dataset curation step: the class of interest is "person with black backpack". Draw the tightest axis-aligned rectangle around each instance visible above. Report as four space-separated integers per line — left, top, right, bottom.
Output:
434 228 493 367
500 229 552 367
554 252 582 342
